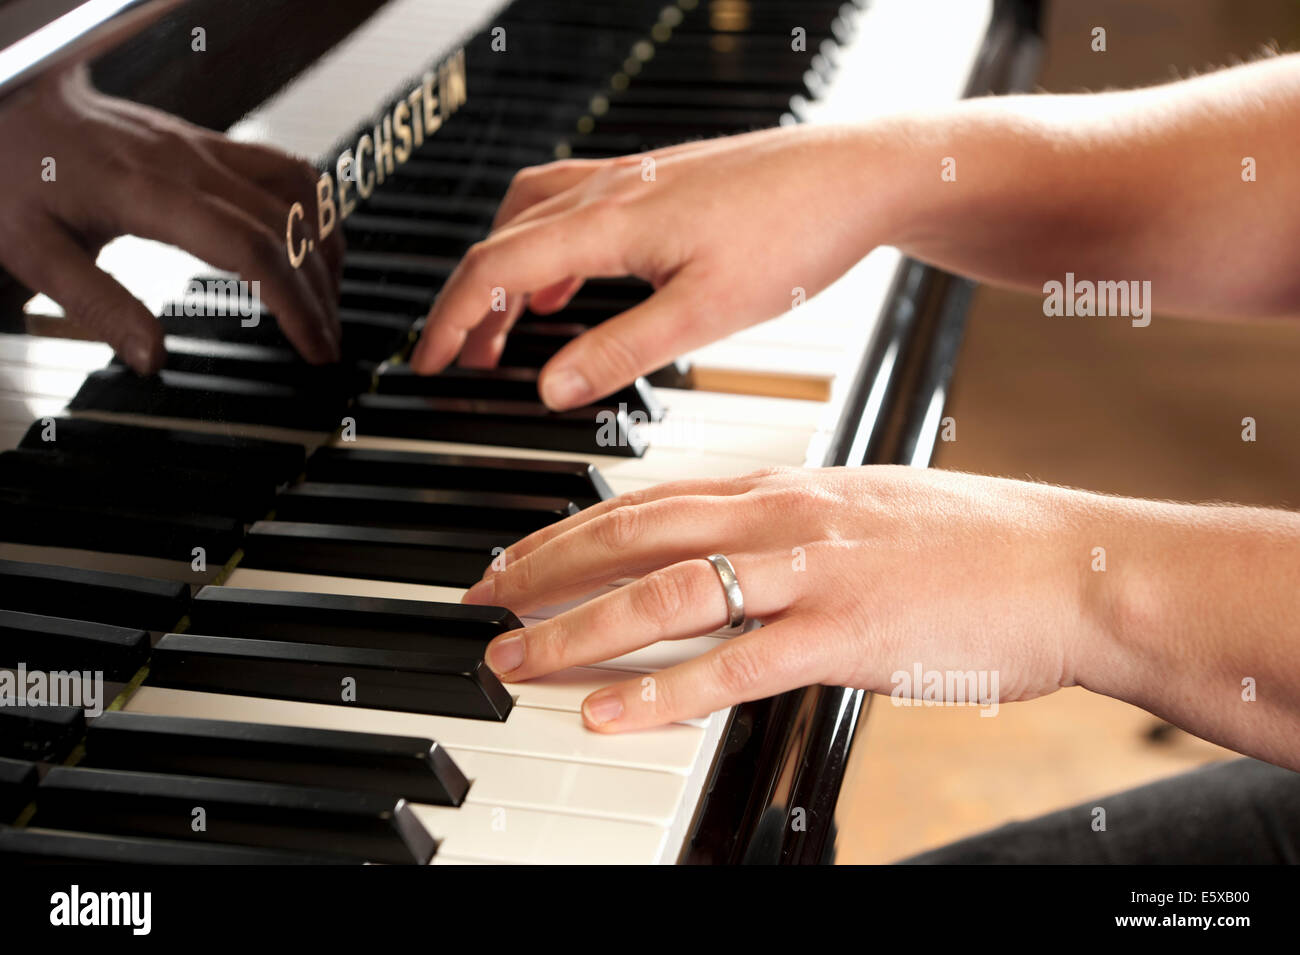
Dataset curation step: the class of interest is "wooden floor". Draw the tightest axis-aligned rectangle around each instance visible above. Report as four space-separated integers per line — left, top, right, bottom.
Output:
834 0 1300 863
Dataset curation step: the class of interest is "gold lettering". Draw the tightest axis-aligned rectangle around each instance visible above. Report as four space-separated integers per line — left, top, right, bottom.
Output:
355 135 375 200
422 71 441 137
441 49 467 116
335 150 356 219
287 201 308 267
393 100 413 164
316 175 337 239
407 86 425 147
374 116 394 184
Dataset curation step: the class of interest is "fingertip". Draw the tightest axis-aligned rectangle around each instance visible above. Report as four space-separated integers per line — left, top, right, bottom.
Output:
539 365 593 411
121 333 164 376
582 691 625 731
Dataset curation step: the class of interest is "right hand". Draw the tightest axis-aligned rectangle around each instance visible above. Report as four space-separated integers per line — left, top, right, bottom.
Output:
410 124 893 409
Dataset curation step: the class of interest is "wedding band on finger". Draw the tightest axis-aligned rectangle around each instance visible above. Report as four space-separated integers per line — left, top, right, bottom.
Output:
705 553 745 630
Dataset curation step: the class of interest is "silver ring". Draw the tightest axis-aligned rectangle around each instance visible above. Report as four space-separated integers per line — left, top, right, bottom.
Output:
705 554 745 630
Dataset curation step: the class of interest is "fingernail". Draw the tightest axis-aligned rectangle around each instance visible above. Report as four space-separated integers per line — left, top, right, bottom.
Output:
583 692 624 726
486 633 525 675
463 577 495 604
540 367 592 410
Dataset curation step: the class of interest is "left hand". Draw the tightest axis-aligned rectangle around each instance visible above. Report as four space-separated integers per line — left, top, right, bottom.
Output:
463 466 1115 732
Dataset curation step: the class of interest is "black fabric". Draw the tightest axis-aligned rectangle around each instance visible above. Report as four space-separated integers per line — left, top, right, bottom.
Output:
899 758 1300 864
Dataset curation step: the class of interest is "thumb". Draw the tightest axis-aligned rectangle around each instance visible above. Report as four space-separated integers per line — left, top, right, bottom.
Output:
537 276 712 410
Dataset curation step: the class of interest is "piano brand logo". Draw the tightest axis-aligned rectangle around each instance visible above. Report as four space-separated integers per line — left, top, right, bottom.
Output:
49 885 151 936
287 48 468 269
889 663 999 717
159 278 262 327
1042 272 1152 327
0 664 103 717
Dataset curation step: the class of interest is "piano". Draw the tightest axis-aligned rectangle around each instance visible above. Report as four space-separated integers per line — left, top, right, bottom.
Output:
0 0 1042 864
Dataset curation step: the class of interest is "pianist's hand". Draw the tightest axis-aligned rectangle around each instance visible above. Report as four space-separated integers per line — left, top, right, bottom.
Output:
412 126 888 409
0 65 342 372
465 464 1300 771
466 466 1103 729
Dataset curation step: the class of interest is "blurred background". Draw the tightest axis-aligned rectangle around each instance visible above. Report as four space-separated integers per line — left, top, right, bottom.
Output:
836 0 1300 864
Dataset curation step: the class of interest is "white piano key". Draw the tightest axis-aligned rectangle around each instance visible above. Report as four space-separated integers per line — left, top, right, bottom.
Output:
0 361 86 400
125 685 707 774
449 748 687 826
413 802 667 865
0 333 111 370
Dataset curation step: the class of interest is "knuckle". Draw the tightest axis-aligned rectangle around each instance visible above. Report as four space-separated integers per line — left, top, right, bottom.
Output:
630 567 692 627
710 642 765 696
497 554 535 600
459 239 492 274
592 505 642 554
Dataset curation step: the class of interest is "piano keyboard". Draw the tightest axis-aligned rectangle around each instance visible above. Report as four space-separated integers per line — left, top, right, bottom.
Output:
0 0 1004 863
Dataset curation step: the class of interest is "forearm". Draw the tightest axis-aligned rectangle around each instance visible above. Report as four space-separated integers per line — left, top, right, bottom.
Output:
859 53 1300 319
1077 498 1300 769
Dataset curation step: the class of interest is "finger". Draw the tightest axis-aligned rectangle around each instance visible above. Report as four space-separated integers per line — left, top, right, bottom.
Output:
110 176 339 364
579 618 824 731
467 492 802 615
184 152 340 346
473 475 764 581
457 292 525 367
191 133 345 296
484 554 799 682
492 160 602 230
528 277 584 314
536 273 723 409
8 220 163 372
409 201 629 374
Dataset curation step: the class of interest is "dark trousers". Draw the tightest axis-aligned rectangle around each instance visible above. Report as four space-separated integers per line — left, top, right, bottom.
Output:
900 758 1300 864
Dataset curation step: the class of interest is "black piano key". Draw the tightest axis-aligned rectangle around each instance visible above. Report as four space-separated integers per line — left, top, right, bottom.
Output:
339 278 434 313
496 322 586 367
0 758 37 822
0 449 274 523
0 560 189 631
305 446 614 506
0 610 150 682
274 481 578 534
34 766 435 864
69 368 345 431
374 364 664 421
344 215 484 256
351 393 648 457
0 826 356 864
188 586 520 652
645 357 695 390
19 417 306 485
148 632 513 721
0 488 244 565
84 712 469 806
242 520 508 588
114 336 367 393
356 192 500 226
343 248 460 281
0 706 85 763
158 308 413 362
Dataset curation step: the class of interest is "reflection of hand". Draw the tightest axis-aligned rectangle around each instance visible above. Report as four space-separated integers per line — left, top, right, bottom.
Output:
465 466 1101 731
0 65 342 371
411 126 890 409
